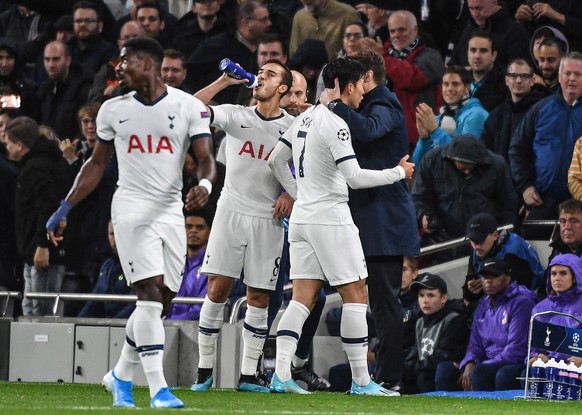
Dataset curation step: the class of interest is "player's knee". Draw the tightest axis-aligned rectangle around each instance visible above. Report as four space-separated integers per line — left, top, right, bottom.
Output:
206 276 232 303
246 288 270 308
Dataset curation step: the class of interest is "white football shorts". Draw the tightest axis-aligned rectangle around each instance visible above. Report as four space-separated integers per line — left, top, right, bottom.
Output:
201 206 284 290
288 222 368 286
112 218 186 293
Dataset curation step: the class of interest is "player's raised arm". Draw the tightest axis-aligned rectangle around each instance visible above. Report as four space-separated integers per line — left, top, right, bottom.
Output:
46 140 114 246
193 73 248 106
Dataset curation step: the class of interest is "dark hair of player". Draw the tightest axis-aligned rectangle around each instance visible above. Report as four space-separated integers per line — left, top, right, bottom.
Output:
322 58 366 93
123 36 164 65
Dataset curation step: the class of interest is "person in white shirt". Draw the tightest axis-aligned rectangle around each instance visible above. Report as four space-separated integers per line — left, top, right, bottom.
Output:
190 59 295 393
267 57 414 396
46 37 215 409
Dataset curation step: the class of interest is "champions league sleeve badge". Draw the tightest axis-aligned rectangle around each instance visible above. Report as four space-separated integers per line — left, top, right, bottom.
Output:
337 128 349 141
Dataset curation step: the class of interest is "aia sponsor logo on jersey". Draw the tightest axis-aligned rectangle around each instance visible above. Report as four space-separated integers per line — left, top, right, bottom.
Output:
238 140 273 160
128 134 174 153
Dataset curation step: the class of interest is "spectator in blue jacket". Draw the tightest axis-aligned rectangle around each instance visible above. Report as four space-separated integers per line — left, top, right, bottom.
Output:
509 52 582 239
463 213 545 309
435 259 538 391
529 253 582 365
413 65 488 166
166 207 213 321
78 220 135 319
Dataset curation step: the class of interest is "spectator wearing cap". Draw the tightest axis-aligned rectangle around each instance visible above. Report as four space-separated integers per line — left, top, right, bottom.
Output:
288 38 328 104
435 258 538 391
401 273 470 394
412 134 517 243
463 212 545 309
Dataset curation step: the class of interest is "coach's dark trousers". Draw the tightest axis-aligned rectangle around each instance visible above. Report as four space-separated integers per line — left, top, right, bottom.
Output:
366 255 404 385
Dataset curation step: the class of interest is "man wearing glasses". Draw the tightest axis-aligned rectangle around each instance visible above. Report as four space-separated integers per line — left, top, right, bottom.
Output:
481 58 549 162
70 1 116 73
509 52 582 239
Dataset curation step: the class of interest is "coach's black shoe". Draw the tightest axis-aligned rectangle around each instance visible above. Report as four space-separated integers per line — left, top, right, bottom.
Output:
291 363 331 391
237 373 271 393
191 368 213 391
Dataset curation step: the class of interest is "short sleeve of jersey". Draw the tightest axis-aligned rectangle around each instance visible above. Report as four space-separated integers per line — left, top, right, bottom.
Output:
188 95 212 138
96 97 117 142
325 115 355 163
210 104 242 130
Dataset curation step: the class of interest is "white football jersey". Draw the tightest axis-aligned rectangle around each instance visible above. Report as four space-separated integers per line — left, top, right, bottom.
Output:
211 104 294 218
97 86 211 222
287 104 356 225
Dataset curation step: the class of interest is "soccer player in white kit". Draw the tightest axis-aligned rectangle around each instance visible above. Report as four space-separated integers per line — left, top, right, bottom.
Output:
267 58 414 396
46 37 216 409
190 60 295 392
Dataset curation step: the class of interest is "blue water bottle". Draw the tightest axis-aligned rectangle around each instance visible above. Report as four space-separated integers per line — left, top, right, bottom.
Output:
219 58 258 88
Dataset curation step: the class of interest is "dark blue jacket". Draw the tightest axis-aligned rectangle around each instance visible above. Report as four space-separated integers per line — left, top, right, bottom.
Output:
332 84 420 256
468 231 545 290
509 92 582 201
77 255 134 319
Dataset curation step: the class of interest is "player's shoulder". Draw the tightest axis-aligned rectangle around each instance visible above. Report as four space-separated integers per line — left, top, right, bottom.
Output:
311 104 349 128
100 91 135 110
97 93 135 123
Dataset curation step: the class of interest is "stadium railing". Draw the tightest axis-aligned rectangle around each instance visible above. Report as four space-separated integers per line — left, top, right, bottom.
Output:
0 291 19 318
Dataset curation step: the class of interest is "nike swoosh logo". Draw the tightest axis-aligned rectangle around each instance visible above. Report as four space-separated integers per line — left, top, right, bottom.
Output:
241 125 251 128
119 119 130 124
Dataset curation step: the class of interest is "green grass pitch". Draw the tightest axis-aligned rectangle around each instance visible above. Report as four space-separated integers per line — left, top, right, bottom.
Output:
1 382 582 414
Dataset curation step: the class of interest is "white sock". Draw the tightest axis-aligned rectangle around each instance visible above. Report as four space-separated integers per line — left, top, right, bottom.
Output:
341 303 370 387
133 300 167 398
198 295 225 370
292 355 308 369
241 305 268 376
113 311 139 381
275 300 309 382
